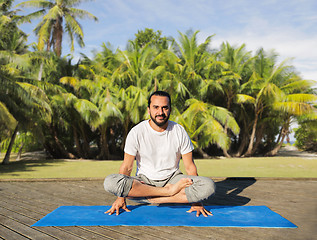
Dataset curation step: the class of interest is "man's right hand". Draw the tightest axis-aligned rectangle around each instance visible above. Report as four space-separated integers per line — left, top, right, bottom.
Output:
105 197 131 215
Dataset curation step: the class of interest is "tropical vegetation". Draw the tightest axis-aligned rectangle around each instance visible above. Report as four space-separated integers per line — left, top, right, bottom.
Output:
1 0 316 164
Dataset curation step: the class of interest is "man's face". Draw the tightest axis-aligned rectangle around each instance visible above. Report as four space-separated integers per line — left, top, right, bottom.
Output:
148 95 171 127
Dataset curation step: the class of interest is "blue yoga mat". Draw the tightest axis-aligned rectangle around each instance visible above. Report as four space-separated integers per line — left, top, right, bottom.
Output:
32 205 297 228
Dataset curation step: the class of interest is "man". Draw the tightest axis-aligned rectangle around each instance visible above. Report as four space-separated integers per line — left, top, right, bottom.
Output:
104 91 215 217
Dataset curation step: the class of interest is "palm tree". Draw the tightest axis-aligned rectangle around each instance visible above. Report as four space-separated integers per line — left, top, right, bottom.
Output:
16 0 98 57
241 49 317 156
60 80 123 159
0 3 42 164
173 30 214 98
173 98 239 158
200 42 253 157
265 79 317 155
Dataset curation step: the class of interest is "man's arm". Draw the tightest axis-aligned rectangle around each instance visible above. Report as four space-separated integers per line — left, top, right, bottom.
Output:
182 151 213 217
119 153 135 175
182 151 198 176
105 153 135 215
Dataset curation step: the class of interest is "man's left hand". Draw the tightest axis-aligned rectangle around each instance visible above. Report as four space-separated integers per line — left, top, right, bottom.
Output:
187 203 213 217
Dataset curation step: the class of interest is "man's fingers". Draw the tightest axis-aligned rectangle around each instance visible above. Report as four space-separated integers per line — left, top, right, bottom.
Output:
123 206 131 212
201 209 208 217
206 210 213 216
187 207 213 217
105 208 115 215
116 207 120 215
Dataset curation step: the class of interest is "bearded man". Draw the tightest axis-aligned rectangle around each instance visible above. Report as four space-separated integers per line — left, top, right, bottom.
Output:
104 91 215 217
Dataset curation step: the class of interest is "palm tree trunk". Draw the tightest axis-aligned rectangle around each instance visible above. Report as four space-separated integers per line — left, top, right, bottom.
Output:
98 125 110 159
2 124 19 165
50 124 75 159
234 134 248 157
82 132 90 159
197 148 210 159
37 62 43 81
265 125 289 156
243 112 259 157
222 116 232 158
265 132 286 156
16 141 25 161
234 119 248 157
73 127 83 158
54 17 63 57
251 125 264 155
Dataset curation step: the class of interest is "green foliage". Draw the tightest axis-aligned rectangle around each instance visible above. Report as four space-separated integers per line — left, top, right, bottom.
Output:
295 118 317 151
134 28 169 49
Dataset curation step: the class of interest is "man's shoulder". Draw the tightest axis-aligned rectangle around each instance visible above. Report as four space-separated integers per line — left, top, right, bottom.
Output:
130 120 149 132
168 121 186 132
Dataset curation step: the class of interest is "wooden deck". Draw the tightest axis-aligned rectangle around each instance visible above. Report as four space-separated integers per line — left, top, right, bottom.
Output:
0 178 316 240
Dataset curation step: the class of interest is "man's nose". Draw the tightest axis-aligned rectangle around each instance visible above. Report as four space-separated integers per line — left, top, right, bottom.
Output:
158 108 164 115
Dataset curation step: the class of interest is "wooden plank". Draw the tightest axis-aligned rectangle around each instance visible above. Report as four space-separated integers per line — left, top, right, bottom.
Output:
101 226 165 240
9 181 105 206
0 214 55 240
77 226 137 240
0 208 85 240
0 224 30 240
118 226 172 240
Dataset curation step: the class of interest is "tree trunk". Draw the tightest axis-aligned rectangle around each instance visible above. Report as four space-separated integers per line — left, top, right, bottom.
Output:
2 124 19 165
197 148 210 159
80 125 90 159
50 124 75 159
234 118 248 157
265 126 288 156
98 125 110 160
16 141 25 161
222 148 231 158
234 129 248 157
54 17 63 57
222 116 232 158
243 112 259 157
37 62 43 81
73 127 83 158
251 125 264 155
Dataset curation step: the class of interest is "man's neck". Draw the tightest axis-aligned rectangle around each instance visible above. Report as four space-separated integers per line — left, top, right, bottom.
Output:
148 119 168 132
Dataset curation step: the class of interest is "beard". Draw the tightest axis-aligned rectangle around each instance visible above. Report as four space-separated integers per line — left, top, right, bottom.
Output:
150 112 170 127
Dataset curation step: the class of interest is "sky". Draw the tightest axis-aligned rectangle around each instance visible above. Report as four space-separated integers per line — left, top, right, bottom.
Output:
14 0 317 82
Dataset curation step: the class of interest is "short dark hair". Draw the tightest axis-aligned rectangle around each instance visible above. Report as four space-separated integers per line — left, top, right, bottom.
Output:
148 91 171 107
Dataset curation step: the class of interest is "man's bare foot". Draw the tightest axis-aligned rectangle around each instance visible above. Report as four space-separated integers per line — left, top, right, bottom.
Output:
165 178 193 196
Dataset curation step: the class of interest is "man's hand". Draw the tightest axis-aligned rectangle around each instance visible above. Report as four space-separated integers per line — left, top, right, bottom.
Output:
105 197 131 216
187 202 213 217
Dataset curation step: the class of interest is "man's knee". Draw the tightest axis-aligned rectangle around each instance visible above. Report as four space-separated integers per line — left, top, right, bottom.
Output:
200 177 216 199
186 177 216 203
103 174 117 194
103 174 134 197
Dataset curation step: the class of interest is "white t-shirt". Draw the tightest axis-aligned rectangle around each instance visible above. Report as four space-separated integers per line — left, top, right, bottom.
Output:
124 120 194 180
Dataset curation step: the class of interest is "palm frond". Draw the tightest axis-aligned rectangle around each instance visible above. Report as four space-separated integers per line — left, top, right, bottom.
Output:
0 102 17 131
273 102 314 115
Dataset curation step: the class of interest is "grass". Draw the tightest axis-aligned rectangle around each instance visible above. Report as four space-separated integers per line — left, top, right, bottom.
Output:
0 156 316 179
